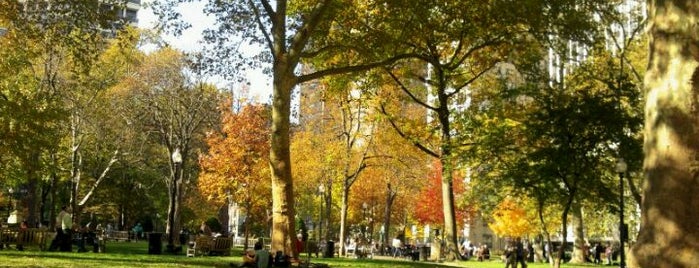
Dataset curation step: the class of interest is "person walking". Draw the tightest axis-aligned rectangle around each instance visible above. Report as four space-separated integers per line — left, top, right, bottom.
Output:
504 241 517 268
515 238 527 268
392 236 403 258
50 206 73 252
605 243 613 265
132 222 144 241
593 243 603 264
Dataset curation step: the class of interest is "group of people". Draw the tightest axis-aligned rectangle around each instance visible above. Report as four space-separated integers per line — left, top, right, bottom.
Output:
586 242 615 265
47 205 106 252
235 240 291 268
460 240 490 261
3 220 30 251
503 238 528 268
389 237 422 260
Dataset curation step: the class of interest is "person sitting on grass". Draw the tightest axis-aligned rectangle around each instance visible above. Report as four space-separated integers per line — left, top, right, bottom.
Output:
238 249 257 268
273 251 290 267
255 240 272 268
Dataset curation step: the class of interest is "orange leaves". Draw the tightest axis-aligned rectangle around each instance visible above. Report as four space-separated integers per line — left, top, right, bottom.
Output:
413 160 470 226
198 97 271 205
488 197 536 238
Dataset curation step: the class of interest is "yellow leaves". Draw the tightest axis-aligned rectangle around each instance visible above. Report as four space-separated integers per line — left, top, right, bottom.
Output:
488 197 537 238
198 97 272 206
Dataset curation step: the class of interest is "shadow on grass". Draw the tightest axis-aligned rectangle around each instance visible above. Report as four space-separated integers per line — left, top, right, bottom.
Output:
0 241 239 268
312 256 464 268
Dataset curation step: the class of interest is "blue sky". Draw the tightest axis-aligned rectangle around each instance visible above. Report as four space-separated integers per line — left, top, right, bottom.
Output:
138 1 272 101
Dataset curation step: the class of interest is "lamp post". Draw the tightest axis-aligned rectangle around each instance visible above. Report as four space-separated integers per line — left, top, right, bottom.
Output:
362 202 368 242
318 184 325 243
615 158 627 268
166 148 182 254
7 188 13 219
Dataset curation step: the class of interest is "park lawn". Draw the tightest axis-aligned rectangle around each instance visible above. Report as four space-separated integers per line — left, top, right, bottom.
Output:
326 257 599 268
0 241 235 267
0 242 597 268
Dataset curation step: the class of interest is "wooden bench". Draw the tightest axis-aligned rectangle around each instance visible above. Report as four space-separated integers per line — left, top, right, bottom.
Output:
209 237 232 256
0 228 55 251
188 236 212 257
107 231 130 242
301 240 319 257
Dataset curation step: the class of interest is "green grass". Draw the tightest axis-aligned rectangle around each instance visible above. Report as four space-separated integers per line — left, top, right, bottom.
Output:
0 242 599 268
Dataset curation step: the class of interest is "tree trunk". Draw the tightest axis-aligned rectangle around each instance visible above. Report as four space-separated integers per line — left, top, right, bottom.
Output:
553 193 575 268
25 150 40 227
631 1 699 267
323 183 332 242
382 183 396 255
338 183 349 257
166 168 177 247
538 199 553 264
174 174 183 245
269 70 296 256
439 159 459 261
570 202 587 263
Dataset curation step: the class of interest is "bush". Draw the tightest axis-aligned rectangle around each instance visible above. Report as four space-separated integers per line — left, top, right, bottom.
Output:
205 217 222 233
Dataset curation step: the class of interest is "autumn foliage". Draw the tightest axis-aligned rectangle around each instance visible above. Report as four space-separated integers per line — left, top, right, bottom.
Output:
413 161 471 227
198 97 272 206
488 197 536 238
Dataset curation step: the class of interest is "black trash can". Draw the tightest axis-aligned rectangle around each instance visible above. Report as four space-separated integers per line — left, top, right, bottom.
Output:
179 233 187 246
148 232 162 255
324 240 334 258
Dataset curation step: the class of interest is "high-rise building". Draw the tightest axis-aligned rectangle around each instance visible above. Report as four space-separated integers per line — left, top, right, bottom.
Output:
120 0 140 26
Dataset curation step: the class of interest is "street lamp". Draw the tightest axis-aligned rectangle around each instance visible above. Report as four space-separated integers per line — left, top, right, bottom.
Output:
318 184 325 243
7 187 13 218
615 158 627 268
166 147 182 254
362 202 368 242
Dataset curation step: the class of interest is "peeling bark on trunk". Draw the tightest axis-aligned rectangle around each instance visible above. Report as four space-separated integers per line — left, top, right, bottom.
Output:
382 183 396 255
570 203 587 264
270 71 296 256
631 1 699 267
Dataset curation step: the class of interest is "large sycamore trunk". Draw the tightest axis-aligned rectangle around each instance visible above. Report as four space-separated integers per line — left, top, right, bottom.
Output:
270 73 297 256
631 1 699 267
570 203 586 264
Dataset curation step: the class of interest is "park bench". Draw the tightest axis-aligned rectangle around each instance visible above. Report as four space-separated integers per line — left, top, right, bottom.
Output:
108 231 130 242
345 243 356 258
300 240 319 257
187 235 212 257
0 228 55 251
209 237 232 256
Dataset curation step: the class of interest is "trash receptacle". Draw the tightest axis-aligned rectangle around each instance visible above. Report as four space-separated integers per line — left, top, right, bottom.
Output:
324 240 334 258
419 245 429 261
148 232 162 255
179 233 187 246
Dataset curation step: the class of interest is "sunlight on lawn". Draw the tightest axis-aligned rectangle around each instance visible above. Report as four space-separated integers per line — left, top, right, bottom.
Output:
0 241 596 268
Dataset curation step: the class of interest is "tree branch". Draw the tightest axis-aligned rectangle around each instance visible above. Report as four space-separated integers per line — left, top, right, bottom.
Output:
78 149 119 206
